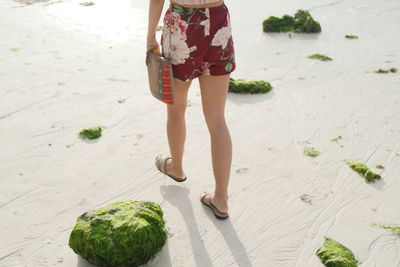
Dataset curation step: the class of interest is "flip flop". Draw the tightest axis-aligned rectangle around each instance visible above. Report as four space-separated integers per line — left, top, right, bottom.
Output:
200 192 229 220
155 154 187 182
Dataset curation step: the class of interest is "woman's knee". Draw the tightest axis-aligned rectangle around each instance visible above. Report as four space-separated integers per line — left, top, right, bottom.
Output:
167 102 187 119
204 114 227 133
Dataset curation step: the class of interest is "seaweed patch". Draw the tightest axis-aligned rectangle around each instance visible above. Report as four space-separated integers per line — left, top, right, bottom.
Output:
331 135 342 142
78 126 102 140
345 34 359 39
303 147 320 157
308 54 332 61
79 2 95 6
374 67 397 73
263 9 321 33
372 223 400 236
344 160 381 183
316 237 359 267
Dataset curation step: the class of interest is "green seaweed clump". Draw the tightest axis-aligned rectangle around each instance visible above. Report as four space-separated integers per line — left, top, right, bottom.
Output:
69 200 167 267
228 78 272 94
316 237 359 267
375 164 384 169
345 34 359 39
344 160 381 183
262 14 294 32
303 147 320 157
78 126 102 140
263 9 321 33
374 67 397 73
308 54 332 61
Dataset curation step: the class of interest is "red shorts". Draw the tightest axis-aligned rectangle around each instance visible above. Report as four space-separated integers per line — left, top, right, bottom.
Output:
161 3 236 82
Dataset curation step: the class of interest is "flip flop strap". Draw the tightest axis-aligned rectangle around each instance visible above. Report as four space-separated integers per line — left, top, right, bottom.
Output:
163 156 172 173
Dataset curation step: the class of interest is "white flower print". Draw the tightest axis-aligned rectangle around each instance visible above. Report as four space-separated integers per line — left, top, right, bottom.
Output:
199 8 210 36
201 61 212 75
163 32 197 65
163 10 188 41
211 12 232 49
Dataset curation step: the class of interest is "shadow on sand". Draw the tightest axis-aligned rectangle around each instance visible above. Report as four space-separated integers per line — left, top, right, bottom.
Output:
75 184 252 266
160 184 253 267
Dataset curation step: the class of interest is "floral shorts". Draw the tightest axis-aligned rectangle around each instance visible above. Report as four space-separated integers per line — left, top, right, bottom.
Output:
161 3 236 82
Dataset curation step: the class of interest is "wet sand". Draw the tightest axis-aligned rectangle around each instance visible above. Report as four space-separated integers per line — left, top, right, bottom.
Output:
0 0 399 266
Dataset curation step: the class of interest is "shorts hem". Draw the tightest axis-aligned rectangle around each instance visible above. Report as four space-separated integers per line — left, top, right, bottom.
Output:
172 68 236 81
208 66 236 77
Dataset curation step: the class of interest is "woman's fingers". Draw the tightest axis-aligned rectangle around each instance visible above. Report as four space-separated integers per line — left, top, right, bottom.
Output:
146 37 160 51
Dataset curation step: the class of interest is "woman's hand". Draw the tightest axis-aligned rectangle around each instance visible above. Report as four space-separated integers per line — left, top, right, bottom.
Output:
146 35 160 51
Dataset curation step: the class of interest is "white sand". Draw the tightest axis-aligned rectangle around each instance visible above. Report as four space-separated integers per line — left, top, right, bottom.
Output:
1 0 399 266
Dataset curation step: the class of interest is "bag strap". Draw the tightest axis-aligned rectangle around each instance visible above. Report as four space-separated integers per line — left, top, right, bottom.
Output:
166 3 173 59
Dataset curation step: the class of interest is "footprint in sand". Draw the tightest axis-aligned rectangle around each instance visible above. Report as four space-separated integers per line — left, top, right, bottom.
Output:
300 194 313 205
235 168 249 174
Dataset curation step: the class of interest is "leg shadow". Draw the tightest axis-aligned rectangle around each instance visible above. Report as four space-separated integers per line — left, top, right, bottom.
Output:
160 185 215 267
201 203 254 267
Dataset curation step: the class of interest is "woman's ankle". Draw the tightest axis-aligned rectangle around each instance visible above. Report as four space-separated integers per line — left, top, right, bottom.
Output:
213 191 228 204
167 158 185 176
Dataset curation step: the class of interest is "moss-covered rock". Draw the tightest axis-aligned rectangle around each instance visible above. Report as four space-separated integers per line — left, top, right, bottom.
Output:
344 160 381 183
228 78 272 94
263 9 321 33
293 10 322 33
78 126 102 140
69 200 167 267
316 237 359 267
308 54 332 61
303 147 320 157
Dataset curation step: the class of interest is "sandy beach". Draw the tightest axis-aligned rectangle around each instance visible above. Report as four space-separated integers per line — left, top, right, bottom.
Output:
1 0 399 266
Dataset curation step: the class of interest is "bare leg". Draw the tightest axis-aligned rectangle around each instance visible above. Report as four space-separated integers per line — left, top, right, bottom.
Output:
198 73 232 214
165 78 192 179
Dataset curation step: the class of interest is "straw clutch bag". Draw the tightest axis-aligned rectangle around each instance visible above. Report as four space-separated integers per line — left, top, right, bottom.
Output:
145 5 174 105
145 50 174 105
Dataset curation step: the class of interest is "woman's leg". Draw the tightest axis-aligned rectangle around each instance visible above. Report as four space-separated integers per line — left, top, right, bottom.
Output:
165 78 192 179
198 73 232 213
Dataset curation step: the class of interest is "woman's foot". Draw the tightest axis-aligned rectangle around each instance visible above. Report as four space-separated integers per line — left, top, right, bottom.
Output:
209 192 229 214
165 157 186 180
200 191 229 219
155 154 187 182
